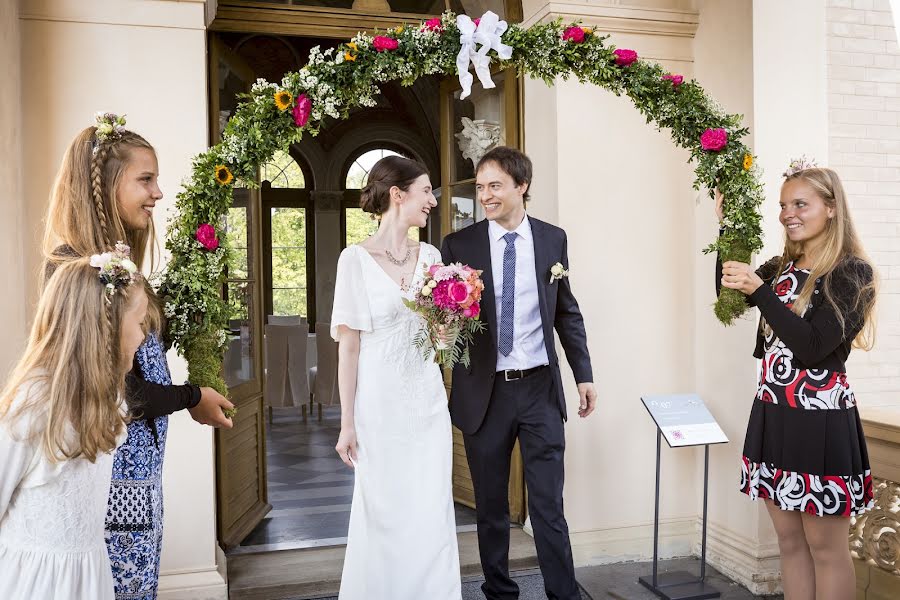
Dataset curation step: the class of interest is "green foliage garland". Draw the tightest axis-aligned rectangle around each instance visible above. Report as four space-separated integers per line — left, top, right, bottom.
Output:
160 12 764 392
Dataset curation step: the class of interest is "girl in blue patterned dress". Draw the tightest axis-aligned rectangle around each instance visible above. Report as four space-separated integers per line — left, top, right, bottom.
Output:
716 163 877 600
42 115 235 599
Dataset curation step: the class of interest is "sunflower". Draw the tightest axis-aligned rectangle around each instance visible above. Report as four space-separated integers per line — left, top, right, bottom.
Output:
214 165 234 185
743 153 753 171
344 41 358 62
274 90 293 111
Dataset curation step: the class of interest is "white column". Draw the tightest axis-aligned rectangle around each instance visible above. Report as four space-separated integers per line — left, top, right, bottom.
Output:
0 0 26 380
19 1 225 598
524 0 704 566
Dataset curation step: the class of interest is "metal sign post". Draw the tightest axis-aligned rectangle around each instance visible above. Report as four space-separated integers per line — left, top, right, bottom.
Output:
638 394 728 600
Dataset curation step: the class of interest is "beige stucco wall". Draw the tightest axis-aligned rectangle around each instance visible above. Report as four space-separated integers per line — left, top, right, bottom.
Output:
0 0 27 381
826 0 900 410
524 0 702 566
18 1 225 598
522 0 831 594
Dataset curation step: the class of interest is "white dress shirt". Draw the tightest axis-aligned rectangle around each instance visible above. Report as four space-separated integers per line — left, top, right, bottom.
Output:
488 215 549 371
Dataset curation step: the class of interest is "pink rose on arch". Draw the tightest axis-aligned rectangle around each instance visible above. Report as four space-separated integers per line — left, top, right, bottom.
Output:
423 18 443 32
195 223 219 251
613 48 638 66
373 36 399 52
562 26 586 44
662 74 684 88
463 302 480 319
700 128 728 152
293 93 312 127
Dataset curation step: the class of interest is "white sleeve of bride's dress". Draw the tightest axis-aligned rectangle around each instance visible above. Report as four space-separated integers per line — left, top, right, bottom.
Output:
331 247 373 342
0 389 40 520
424 243 442 266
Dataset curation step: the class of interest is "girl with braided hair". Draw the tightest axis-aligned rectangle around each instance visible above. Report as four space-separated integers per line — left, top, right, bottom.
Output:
42 115 234 599
716 162 877 600
0 251 148 599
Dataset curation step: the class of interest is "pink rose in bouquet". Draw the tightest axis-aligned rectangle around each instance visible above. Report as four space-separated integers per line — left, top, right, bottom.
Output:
403 262 487 368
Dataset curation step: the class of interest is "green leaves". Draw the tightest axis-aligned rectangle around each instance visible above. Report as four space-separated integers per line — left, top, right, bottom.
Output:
162 10 766 386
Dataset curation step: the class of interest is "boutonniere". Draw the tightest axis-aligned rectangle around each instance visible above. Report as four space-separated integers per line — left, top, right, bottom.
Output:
549 262 569 284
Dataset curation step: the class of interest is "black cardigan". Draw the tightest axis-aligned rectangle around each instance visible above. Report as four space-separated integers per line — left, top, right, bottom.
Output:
716 255 873 372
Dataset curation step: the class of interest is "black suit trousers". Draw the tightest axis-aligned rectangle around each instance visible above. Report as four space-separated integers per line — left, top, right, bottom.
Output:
463 367 579 600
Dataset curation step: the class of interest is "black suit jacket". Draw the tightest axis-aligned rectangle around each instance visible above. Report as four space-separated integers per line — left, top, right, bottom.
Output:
440 217 593 435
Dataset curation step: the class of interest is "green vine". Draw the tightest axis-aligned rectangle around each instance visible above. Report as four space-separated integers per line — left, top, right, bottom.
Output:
160 12 764 390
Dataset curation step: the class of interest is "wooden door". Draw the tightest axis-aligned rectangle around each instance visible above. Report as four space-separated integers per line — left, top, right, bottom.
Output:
210 36 272 549
440 67 526 523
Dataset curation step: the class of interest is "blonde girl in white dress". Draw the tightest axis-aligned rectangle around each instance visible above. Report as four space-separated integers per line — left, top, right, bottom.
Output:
332 156 461 599
0 249 148 599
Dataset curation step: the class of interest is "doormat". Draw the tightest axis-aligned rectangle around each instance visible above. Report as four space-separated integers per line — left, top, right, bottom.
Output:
462 571 593 599
311 570 592 599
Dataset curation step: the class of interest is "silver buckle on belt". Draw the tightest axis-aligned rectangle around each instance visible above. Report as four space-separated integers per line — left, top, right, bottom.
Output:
504 369 521 382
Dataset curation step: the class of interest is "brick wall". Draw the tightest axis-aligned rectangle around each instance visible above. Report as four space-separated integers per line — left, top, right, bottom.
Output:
827 0 900 405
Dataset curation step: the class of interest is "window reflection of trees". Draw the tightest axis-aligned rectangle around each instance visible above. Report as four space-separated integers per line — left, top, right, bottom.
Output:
263 151 308 317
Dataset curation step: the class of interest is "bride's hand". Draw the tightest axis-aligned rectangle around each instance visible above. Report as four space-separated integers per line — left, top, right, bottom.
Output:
714 187 725 223
335 427 358 468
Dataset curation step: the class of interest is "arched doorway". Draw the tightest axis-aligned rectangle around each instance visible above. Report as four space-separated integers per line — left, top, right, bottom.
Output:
211 3 530 595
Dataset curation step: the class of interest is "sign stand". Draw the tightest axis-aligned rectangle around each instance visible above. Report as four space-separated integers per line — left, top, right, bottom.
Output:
639 394 728 600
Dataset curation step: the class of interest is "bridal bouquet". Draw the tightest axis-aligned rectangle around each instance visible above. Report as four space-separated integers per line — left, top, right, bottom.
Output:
403 262 486 369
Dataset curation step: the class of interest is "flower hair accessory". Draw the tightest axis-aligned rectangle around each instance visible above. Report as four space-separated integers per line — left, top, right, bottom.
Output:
93 112 127 147
783 156 818 178
90 242 140 299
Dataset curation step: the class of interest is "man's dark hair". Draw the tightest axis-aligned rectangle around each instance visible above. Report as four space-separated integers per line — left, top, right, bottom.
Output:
476 146 532 202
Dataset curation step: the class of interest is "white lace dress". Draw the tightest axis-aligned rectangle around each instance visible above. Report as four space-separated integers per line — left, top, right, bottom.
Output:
0 384 124 599
332 243 461 600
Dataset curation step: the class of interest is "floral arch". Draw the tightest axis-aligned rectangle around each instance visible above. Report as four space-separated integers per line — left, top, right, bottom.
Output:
160 12 764 392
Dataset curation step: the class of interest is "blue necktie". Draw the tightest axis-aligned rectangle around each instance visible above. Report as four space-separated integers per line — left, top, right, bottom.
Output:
499 232 518 357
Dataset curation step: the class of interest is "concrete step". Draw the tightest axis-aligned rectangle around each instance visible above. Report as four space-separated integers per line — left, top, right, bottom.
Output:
227 528 539 600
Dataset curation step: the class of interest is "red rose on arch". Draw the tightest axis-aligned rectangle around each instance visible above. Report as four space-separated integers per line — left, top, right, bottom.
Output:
700 128 728 152
196 223 219 251
373 36 399 52
562 26 586 44
422 18 443 32
613 48 638 66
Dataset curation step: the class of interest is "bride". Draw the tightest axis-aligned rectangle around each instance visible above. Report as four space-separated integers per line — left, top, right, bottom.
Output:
331 155 461 599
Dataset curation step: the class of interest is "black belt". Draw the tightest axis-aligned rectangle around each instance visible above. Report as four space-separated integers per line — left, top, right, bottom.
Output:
498 365 547 382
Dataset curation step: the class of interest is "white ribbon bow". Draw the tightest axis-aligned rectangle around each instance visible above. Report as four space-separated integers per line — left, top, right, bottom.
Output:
456 11 513 100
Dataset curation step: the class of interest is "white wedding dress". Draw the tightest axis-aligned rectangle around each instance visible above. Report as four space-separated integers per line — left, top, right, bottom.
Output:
0 382 124 600
331 243 461 600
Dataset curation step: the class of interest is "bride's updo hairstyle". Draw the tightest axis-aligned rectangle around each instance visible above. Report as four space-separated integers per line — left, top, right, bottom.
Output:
359 155 429 216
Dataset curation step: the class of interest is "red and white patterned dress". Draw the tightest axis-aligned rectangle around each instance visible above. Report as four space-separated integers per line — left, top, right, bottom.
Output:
739 262 874 517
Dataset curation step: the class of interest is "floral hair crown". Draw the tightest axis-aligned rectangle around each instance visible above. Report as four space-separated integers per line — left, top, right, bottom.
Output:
783 156 818 178
90 242 140 299
93 112 127 149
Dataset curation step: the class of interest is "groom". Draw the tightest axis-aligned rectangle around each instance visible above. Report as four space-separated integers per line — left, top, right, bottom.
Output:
441 147 596 600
